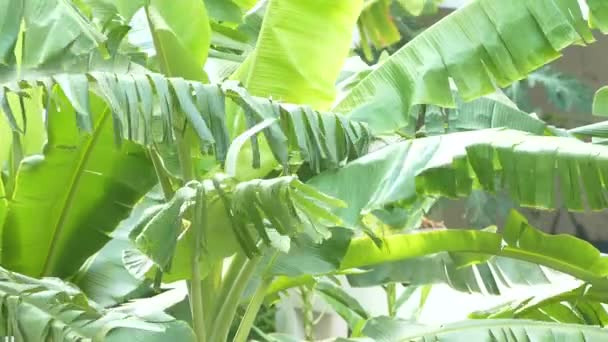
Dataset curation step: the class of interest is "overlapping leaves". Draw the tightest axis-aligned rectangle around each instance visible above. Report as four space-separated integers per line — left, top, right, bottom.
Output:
0 266 194 341
335 0 608 133
345 317 608 342
310 129 608 230
1 74 371 173
470 283 608 326
128 175 345 279
0 0 105 74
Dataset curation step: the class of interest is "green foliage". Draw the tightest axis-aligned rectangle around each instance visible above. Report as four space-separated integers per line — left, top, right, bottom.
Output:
595 86 608 116
0 266 195 341
349 317 608 341
2 0 608 341
336 0 599 133
469 283 608 325
505 66 594 114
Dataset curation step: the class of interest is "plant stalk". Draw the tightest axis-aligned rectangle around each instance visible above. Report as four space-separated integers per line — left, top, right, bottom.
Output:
202 262 222 331
209 254 260 342
385 283 397 318
233 276 273 342
301 285 315 341
189 186 207 342
233 251 278 342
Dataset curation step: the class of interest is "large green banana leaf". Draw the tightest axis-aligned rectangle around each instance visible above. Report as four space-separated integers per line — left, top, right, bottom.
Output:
234 0 364 110
342 211 608 284
145 0 211 81
334 0 608 133
126 175 346 282
0 87 46 194
412 93 547 137
268 211 608 296
73 190 163 307
352 317 608 342
1 75 371 176
470 283 608 326
227 0 365 179
309 129 608 228
0 0 105 75
2 91 157 278
346 254 555 296
0 266 195 341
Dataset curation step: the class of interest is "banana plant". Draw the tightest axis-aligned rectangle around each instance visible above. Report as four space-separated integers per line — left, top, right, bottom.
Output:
2 0 608 341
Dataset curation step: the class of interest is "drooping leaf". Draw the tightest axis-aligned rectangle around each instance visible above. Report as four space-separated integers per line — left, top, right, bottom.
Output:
594 86 608 116
502 210 608 282
269 228 353 278
131 175 347 282
234 0 364 110
2 90 157 278
403 92 548 138
73 190 164 307
0 0 105 76
347 253 555 296
357 316 608 342
340 211 608 290
204 0 244 24
131 185 197 272
340 229 503 270
0 266 195 341
309 129 608 229
316 281 369 330
470 283 608 326
2 75 371 178
464 190 514 229
145 0 211 81
334 0 604 133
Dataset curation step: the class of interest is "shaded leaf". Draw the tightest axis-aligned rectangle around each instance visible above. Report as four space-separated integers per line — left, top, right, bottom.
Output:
347 253 554 296
594 86 608 116
72 190 164 307
470 283 608 326
0 266 195 341
2 75 371 177
358 316 608 342
3 91 157 278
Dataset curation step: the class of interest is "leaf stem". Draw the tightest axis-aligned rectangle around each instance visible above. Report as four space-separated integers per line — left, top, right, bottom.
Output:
210 254 260 342
189 186 207 342
233 251 278 342
385 283 397 318
233 276 273 342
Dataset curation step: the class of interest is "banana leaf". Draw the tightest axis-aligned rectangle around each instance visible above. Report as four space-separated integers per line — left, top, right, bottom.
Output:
2 91 157 278
334 0 606 133
0 266 195 341
354 316 608 342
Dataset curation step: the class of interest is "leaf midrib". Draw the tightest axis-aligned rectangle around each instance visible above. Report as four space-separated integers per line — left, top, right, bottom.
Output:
394 319 607 341
41 107 111 276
